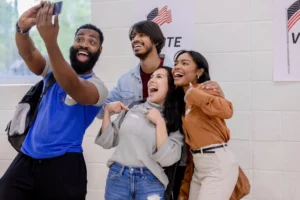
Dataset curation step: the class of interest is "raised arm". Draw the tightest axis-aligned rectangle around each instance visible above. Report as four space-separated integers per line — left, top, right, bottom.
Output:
101 102 128 132
35 3 107 106
185 85 233 119
16 2 46 75
95 102 128 149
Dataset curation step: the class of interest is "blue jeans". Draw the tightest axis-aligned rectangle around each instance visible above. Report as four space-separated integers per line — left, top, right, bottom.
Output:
105 163 165 200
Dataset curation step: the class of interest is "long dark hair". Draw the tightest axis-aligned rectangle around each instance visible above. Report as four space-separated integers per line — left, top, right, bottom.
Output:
160 67 184 133
174 50 211 83
129 21 165 54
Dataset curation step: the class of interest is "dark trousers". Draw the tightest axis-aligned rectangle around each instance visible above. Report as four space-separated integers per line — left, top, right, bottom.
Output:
173 165 186 200
0 152 87 200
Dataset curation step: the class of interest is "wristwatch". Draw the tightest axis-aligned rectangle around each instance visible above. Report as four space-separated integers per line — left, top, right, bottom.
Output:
16 22 31 34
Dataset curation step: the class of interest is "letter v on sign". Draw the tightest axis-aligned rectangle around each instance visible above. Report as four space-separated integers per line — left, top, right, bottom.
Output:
292 33 300 44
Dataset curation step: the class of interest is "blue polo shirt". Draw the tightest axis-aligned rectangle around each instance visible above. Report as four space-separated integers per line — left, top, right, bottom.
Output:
21 66 108 159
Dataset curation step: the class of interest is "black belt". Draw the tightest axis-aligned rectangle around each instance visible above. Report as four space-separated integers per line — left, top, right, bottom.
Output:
191 144 227 154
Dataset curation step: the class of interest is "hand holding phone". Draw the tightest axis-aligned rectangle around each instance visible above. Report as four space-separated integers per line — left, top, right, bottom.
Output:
53 1 63 15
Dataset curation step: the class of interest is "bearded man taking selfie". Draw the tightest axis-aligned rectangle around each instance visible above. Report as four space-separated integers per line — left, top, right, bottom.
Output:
0 2 108 200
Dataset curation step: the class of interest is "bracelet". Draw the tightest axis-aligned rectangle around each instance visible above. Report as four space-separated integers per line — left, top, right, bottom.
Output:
16 22 31 34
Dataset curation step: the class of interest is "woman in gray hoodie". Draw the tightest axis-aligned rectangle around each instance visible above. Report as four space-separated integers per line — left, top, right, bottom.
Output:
95 66 184 200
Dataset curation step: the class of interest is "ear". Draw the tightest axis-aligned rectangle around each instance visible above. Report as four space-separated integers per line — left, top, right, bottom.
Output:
196 68 204 77
99 46 103 54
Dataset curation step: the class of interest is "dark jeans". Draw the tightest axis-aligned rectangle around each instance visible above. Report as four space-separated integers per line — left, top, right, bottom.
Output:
0 152 87 200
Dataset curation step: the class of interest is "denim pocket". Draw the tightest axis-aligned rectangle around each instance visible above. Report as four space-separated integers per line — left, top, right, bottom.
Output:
107 166 121 180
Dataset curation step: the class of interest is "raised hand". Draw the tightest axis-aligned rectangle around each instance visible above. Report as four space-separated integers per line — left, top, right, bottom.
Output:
199 80 225 97
18 1 45 30
145 108 164 125
36 2 60 45
184 82 194 103
106 101 129 114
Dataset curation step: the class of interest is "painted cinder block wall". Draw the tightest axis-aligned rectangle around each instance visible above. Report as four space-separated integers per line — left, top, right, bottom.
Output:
1 0 300 199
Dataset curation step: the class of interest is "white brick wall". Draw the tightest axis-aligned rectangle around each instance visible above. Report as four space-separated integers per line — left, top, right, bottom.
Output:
0 0 299 199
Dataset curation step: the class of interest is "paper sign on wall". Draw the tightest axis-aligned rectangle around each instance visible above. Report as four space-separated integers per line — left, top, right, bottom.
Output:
136 0 195 60
274 0 300 81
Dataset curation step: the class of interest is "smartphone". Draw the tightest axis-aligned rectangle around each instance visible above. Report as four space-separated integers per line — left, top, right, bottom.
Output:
53 1 63 15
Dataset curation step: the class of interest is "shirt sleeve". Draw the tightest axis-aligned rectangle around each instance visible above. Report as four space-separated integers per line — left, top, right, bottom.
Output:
184 87 233 119
86 75 109 107
151 130 184 167
40 55 53 78
94 110 126 149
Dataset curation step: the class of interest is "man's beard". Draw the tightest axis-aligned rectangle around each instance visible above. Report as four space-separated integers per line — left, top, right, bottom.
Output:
69 47 101 75
134 45 153 60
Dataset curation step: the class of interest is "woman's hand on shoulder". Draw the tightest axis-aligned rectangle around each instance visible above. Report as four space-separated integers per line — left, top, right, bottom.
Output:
199 81 225 97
